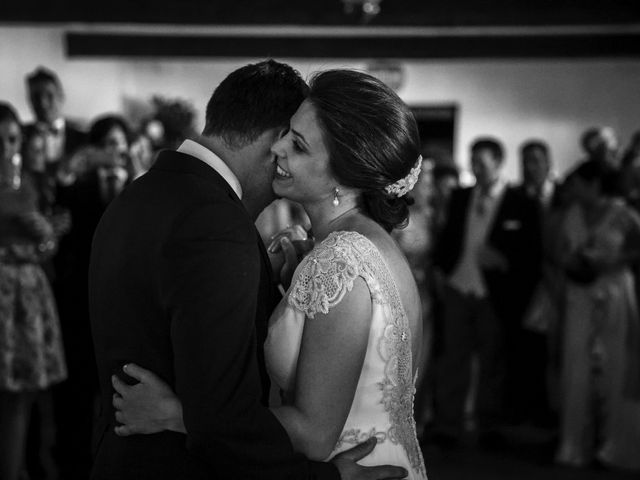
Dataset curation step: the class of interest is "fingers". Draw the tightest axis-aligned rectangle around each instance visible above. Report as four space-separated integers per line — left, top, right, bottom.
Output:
112 393 123 409
267 224 310 254
362 465 408 479
290 224 308 239
114 425 135 437
122 363 150 383
336 437 377 461
267 234 284 254
111 374 130 396
280 237 297 265
114 410 125 424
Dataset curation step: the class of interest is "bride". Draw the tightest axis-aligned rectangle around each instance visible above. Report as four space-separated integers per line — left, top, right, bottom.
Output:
111 69 427 479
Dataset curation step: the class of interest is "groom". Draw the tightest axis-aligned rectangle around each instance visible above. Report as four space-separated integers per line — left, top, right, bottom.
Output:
89 60 406 479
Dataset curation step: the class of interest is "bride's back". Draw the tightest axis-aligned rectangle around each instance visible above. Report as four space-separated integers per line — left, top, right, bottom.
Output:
342 215 423 369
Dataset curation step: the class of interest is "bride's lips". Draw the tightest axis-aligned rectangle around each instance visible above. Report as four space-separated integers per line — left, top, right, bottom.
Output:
275 163 292 179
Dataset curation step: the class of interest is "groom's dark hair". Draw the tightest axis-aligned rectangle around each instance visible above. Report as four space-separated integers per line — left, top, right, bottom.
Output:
202 59 308 149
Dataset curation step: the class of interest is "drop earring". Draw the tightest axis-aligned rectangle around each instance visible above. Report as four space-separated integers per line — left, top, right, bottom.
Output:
333 187 340 207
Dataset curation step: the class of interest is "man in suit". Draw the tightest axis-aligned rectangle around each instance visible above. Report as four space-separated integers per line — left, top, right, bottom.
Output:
25 66 87 176
431 137 542 446
517 140 557 210
22 66 88 480
89 60 405 480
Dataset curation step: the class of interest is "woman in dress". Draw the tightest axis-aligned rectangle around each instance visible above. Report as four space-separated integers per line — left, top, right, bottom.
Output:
0 102 67 480
554 160 640 471
111 70 428 478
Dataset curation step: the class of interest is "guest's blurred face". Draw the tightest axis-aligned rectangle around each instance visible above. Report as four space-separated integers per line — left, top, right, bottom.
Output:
270 100 334 206
435 174 458 201
592 128 620 168
471 147 501 189
101 126 129 164
24 133 47 173
0 119 22 178
29 80 63 124
522 147 550 188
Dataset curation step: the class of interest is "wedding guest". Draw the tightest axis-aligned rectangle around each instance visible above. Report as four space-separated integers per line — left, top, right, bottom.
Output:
150 96 198 150
619 130 640 212
572 127 621 179
24 66 87 178
53 114 131 479
517 140 557 209
513 139 558 427
128 130 155 179
622 130 640 168
431 137 542 446
553 161 640 471
0 102 66 480
430 162 459 238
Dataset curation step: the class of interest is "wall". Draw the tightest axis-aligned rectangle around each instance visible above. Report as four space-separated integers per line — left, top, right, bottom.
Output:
2 25 640 180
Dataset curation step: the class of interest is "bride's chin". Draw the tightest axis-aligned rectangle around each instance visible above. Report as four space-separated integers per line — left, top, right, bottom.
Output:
272 183 286 198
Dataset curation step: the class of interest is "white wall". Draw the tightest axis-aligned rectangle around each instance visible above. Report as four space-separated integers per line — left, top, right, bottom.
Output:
2 25 640 180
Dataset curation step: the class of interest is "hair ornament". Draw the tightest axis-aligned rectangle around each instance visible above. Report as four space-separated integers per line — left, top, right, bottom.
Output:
384 155 423 197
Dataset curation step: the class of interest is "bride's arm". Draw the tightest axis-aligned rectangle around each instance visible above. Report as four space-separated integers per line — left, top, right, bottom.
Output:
270 277 372 461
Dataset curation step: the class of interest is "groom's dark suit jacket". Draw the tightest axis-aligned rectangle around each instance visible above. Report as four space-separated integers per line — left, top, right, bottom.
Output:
89 150 338 479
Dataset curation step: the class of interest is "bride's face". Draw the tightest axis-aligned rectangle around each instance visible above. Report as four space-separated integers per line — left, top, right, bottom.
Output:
270 100 336 206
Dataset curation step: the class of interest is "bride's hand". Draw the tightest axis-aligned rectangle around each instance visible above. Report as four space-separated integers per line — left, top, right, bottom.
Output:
111 363 186 436
267 225 314 290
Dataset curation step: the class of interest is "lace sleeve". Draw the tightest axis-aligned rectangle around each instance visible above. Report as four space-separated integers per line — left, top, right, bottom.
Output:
287 234 363 319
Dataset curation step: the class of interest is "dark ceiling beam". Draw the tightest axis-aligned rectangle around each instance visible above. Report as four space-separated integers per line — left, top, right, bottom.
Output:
65 30 640 59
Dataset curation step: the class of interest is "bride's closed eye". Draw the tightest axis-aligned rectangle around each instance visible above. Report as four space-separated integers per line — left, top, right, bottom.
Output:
292 138 305 153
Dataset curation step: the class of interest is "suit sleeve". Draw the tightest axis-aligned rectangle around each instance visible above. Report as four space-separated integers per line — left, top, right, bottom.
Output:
160 200 339 480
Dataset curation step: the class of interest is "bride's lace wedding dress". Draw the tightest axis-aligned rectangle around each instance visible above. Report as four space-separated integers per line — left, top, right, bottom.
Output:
265 231 427 479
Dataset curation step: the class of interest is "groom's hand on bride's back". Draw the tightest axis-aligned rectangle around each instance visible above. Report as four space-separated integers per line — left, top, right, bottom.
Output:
331 438 408 480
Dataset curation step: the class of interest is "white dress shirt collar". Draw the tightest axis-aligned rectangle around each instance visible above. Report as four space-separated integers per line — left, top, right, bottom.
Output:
177 139 243 199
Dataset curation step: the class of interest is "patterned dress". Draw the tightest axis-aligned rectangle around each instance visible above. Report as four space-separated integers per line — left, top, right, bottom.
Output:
265 231 427 479
0 180 67 392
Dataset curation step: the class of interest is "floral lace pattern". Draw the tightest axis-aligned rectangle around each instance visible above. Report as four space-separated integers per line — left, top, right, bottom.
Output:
288 231 426 476
335 427 391 449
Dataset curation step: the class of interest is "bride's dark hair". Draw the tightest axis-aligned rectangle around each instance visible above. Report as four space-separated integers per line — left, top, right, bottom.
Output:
307 69 421 231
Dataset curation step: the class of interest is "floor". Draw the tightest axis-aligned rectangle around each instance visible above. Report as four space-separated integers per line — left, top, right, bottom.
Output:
421 426 639 480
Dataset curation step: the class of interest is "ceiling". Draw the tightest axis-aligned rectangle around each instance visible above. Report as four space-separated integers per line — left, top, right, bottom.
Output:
3 0 639 26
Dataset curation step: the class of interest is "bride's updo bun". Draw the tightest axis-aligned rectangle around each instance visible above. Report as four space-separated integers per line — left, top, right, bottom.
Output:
307 69 421 231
